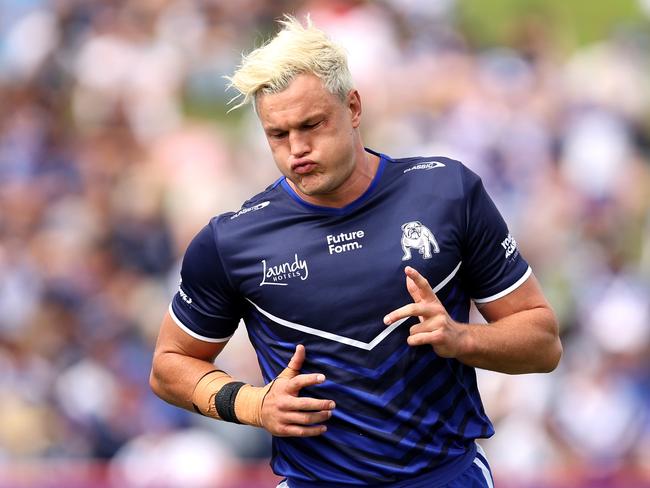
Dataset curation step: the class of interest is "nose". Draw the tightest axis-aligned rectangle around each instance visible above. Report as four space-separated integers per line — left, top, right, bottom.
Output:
289 131 310 159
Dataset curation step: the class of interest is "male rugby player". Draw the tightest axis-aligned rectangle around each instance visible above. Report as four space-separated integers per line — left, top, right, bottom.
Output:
150 16 562 487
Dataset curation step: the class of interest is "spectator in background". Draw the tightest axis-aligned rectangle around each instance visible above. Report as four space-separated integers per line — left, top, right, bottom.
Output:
0 1 649 486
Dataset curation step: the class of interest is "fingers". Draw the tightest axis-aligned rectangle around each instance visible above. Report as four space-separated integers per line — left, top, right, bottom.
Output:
271 383 335 413
269 399 334 437
409 316 446 335
275 345 331 399
285 372 327 395
287 344 305 372
292 397 336 412
274 424 328 437
283 409 333 426
383 302 430 325
384 301 445 326
270 352 335 412
263 372 336 438
268 395 335 438
407 328 445 347
404 266 439 302
384 267 445 326
405 275 421 301
277 344 307 380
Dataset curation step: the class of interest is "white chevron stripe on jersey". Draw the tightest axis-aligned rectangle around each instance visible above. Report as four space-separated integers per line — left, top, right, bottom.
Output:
246 261 462 350
432 261 462 293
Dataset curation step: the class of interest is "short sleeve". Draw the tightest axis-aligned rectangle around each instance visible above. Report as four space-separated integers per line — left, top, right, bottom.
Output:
169 220 241 342
460 168 531 303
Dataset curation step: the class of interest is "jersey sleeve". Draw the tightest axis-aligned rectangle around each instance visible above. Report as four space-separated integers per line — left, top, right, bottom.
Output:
460 167 531 304
169 220 241 342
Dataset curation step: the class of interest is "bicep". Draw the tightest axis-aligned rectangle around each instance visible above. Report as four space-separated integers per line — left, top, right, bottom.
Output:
476 274 552 323
153 311 229 363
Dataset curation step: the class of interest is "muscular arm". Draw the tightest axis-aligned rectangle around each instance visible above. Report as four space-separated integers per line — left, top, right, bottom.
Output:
459 274 561 373
150 312 335 436
384 267 562 375
149 311 228 412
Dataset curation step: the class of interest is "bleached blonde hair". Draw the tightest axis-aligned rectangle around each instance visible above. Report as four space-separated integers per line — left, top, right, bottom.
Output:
225 15 353 111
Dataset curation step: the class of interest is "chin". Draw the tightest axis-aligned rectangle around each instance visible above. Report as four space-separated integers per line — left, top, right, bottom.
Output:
296 176 330 196
296 184 321 196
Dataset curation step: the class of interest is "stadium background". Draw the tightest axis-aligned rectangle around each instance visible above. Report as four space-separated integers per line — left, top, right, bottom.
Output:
1 0 649 486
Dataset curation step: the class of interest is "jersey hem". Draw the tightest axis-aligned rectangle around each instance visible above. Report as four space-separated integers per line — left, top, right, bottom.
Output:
472 266 532 304
168 303 233 343
283 443 477 488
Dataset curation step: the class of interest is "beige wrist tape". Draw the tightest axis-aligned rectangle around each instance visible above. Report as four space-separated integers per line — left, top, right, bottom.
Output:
191 370 269 427
191 370 233 418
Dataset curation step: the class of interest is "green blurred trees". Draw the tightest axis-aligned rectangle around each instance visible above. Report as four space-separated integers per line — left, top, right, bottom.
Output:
456 0 648 51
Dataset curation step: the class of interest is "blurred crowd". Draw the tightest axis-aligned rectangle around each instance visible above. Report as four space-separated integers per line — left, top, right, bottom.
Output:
1 0 649 486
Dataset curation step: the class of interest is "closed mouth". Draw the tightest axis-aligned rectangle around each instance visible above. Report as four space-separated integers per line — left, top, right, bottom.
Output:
291 161 317 174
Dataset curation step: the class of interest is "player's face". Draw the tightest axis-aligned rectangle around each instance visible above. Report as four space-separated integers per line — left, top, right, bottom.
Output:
256 73 364 206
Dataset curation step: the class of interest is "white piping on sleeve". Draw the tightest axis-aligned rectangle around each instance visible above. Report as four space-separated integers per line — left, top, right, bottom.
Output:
472 266 532 304
168 303 233 343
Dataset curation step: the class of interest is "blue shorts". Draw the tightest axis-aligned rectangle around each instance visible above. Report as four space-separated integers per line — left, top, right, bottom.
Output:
445 444 493 488
277 443 494 488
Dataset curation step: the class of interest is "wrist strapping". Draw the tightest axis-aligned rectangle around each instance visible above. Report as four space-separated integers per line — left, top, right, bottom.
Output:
215 381 245 423
191 370 268 427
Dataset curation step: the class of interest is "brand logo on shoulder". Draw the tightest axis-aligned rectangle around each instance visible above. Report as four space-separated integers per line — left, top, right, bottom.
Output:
403 161 445 173
326 229 365 255
230 201 270 219
501 233 518 260
260 254 309 286
401 221 440 261
178 279 193 304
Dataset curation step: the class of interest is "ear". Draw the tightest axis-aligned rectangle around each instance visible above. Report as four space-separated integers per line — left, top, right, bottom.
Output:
401 223 409 231
415 221 422 226
348 89 362 128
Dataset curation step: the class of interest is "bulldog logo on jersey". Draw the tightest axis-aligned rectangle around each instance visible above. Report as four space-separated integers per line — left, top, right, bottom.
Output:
401 221 440 261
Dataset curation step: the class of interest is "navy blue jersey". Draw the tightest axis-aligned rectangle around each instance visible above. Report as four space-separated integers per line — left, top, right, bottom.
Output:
170 149 531 486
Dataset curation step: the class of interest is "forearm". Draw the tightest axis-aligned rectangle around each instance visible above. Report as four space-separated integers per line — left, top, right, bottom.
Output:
149 350 219 412
150 340 335 436
150 348 270 427
457 306 562 374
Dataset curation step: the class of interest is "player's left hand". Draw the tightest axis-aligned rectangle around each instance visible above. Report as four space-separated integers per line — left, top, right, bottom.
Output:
383 266 467 358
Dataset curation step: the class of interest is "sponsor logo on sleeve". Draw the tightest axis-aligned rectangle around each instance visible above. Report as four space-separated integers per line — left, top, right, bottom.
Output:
178 279 193 304
501 233 519 260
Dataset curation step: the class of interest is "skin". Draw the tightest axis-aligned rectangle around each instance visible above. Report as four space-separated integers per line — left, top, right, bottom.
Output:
255 73 379 208
384 267 562 374
150 313 335 437
150 73 562 438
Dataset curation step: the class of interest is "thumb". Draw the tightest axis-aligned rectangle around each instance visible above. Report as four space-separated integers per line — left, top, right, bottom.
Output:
277 344 305 379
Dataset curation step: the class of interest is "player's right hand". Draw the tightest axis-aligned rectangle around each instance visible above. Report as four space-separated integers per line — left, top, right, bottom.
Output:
259 344 335 437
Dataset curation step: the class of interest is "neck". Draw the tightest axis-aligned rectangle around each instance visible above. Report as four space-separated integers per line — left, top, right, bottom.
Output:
345 148 380 203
